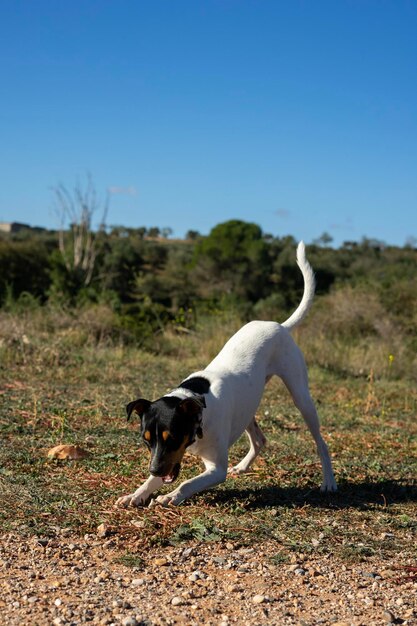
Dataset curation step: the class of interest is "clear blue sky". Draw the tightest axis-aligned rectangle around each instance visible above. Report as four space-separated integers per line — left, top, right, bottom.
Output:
1 1 416 246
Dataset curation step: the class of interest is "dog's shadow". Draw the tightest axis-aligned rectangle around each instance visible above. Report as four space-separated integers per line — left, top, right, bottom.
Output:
201 479 417 510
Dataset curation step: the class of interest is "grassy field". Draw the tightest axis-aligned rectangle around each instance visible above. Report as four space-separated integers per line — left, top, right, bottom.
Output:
0 308 416 568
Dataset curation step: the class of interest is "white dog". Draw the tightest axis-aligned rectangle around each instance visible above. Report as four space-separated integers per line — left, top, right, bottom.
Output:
117 242 337 508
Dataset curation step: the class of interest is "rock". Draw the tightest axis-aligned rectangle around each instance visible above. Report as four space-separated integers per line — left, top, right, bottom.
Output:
131 578 145 587
288 564 300 572
252 594 266 604
171 596 185 606
154 557 169 566
97 523 111 538
294 568 306 575
122 618 138 626
382 610 396 623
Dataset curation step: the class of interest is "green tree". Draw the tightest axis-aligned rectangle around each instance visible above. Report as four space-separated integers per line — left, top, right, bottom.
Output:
193 220 271 301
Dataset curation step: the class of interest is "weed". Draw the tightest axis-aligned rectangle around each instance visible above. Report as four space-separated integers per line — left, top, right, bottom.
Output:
114 553 145 569
170 518 224 544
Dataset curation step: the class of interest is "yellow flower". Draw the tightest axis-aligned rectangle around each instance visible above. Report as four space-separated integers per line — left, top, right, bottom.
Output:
388 354 394 364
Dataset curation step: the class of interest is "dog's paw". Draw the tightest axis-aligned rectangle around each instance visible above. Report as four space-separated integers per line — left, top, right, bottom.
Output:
320 479 337 493
148 492 183 508
148 495 173 508
115 494 134 508
115 493 147 508
228 464 247 476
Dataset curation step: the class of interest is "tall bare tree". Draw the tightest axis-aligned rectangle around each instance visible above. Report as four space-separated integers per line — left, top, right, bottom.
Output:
53 174 109 285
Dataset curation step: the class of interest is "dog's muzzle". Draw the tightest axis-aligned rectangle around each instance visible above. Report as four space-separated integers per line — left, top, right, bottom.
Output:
150 462 181 484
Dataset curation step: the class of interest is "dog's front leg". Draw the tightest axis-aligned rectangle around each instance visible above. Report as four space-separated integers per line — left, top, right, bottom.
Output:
151 457 228 507
116 474 164 508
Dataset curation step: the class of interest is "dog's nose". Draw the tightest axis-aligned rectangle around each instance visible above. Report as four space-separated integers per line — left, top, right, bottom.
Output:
149 460 170 476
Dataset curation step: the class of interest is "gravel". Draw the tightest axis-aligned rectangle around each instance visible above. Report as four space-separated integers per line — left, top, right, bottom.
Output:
0 532 416 625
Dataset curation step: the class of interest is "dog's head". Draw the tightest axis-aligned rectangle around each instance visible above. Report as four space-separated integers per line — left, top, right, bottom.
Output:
126 395 205 484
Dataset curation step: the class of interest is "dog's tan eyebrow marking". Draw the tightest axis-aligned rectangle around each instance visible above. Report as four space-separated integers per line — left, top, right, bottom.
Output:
144 431 151 441
162 430 170 441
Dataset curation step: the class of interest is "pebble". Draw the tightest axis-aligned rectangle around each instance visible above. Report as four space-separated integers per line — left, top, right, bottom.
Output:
131 578 145 587
252 594 266 604
97 523 111 538
382 610 396 623
171 596 185 606
154 557 169 566
122 618 138 626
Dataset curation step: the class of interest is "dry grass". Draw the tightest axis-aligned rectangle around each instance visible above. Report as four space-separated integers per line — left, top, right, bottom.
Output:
0 303 416 567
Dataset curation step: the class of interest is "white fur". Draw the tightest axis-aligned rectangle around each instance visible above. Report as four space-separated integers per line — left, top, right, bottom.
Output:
117 242 337 508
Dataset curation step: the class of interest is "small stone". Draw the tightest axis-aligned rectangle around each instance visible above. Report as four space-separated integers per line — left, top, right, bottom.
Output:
288 564 300 572
182 547 195 557
395 597 404 606
122 618 138 626
213 557 226 565
294 568 306 575
171 596 185 606
131 578 145 587
54 598 62 607
97 523 111 538
154 557 169 566
382 610 396 623
252 594 266 604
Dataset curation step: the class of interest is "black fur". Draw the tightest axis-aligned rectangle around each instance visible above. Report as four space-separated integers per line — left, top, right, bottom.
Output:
135 396 205 479
179 376 211 395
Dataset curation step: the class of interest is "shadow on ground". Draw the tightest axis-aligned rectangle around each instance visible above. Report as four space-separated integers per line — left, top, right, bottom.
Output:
201 480 417 510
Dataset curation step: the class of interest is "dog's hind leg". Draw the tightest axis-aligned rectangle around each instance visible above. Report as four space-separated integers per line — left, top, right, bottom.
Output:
278 346 337 492
277 343 337 491
228 417 267 475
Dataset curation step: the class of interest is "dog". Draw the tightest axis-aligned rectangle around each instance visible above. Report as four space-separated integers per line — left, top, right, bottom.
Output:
116 242 337 508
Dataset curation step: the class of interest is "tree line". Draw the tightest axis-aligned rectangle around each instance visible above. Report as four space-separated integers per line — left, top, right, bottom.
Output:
0 220 417 346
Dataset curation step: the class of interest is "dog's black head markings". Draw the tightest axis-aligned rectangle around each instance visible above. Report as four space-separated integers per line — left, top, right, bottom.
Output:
126 388 206 485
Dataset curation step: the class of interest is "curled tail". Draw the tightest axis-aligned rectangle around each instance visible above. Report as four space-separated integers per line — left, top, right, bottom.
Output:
281 241 315 331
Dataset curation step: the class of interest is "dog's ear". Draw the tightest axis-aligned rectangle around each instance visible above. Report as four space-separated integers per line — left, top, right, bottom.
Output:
178 397 205 440
126 399 151 421
178 396 205 416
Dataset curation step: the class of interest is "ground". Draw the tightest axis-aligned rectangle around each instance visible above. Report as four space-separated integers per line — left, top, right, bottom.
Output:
0 338 416 625
1 533 416 625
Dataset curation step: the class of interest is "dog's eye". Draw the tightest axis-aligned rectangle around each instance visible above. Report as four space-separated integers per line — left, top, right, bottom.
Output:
142 430 152 447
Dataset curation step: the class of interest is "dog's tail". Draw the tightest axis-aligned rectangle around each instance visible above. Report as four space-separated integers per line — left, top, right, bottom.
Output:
281 241 315 331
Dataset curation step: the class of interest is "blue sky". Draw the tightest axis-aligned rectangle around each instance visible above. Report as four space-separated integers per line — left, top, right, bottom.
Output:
1 1 416 246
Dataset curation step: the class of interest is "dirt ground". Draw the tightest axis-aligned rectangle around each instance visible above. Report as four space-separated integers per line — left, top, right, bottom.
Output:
1 531 416 626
